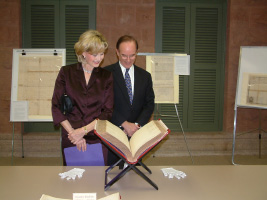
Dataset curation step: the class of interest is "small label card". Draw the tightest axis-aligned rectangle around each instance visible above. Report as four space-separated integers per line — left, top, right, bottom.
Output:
73 193 96 200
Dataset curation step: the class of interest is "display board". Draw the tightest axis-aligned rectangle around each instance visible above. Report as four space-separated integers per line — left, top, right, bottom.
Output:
138 53 190 104
10 49 66 122
235 46 267 109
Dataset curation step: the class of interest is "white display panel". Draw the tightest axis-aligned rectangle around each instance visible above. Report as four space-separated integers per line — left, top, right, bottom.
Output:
235 46 267 109
138 53 190 104
10 49 66 122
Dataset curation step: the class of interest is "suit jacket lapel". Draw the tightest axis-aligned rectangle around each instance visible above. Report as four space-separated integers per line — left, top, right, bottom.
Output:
113 63 132 106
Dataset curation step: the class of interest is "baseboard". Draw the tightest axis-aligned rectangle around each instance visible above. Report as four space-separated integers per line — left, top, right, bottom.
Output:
1 131 266 157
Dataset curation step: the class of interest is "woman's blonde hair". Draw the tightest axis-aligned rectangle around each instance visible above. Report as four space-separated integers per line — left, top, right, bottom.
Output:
74 30 108 63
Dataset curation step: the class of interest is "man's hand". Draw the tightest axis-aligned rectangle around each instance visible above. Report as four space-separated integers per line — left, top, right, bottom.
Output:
121 121 140 137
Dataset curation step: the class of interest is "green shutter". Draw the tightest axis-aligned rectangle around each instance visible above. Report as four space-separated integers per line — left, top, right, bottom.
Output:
64 5 89 64
22 0 60 48
188 4 223 131
162 7 187 53
60 0 96 64
156 0 226 132
192 69 217 123
30 5 55 48
194 7 219 64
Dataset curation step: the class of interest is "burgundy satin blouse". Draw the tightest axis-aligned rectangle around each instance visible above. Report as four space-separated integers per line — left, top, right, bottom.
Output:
52 63 113 135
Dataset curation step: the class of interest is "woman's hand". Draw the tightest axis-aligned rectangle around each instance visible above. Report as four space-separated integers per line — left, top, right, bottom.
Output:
68 127 85 144
76 138 87 152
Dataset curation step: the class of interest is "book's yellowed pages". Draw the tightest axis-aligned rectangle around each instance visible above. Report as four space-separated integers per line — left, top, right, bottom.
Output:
98 192 120 200
40 194 70 200
94 120 169 163
105 121 131 151
95 120 133 159
40 193 120 200
130 120 168 159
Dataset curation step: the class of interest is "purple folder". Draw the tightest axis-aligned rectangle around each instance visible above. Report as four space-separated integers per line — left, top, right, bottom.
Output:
64 143 104 166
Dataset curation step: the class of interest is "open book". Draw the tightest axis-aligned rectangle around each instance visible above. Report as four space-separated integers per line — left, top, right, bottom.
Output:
94 119 170 164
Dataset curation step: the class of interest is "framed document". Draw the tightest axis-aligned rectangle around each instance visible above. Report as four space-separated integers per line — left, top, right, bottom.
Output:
235 46 267 109
138 53 190 104
10 49 66 122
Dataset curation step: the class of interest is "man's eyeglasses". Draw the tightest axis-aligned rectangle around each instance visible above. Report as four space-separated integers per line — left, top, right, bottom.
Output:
120 54 136 59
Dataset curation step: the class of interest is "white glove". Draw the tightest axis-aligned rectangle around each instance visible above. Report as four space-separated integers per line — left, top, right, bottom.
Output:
161 167 186 180
59 168 85 180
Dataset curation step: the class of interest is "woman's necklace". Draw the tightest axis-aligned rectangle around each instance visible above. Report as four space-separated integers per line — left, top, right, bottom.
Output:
82 66 92 74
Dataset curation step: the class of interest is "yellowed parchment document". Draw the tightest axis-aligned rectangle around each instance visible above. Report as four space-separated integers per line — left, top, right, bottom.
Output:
240 73 267 107
146 56 179 103
17 54 62 120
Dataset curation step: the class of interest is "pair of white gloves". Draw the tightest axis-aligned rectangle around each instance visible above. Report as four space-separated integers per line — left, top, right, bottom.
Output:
59 167 186 181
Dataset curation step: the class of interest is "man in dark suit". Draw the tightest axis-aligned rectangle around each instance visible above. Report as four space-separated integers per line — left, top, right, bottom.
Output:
105 35 155 165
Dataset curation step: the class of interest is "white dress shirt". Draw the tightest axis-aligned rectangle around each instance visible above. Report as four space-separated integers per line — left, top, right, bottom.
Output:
119 61 135 95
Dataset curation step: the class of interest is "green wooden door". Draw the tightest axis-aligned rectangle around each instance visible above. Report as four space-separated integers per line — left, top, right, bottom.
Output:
156 0 226 132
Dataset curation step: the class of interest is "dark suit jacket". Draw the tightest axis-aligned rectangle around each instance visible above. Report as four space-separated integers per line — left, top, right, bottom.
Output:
105 62 154 127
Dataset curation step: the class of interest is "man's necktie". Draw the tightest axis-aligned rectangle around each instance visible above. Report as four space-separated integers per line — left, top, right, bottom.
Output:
125 69 133 104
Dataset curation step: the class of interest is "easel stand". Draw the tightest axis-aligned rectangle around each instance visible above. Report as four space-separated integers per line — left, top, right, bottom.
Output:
11 122 24 165
232 107 267 165
105 157 157 191
102 136 159 190
155 104 194 164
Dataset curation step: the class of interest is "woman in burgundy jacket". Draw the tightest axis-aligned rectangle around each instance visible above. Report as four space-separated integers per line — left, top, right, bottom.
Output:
51 30 113 165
